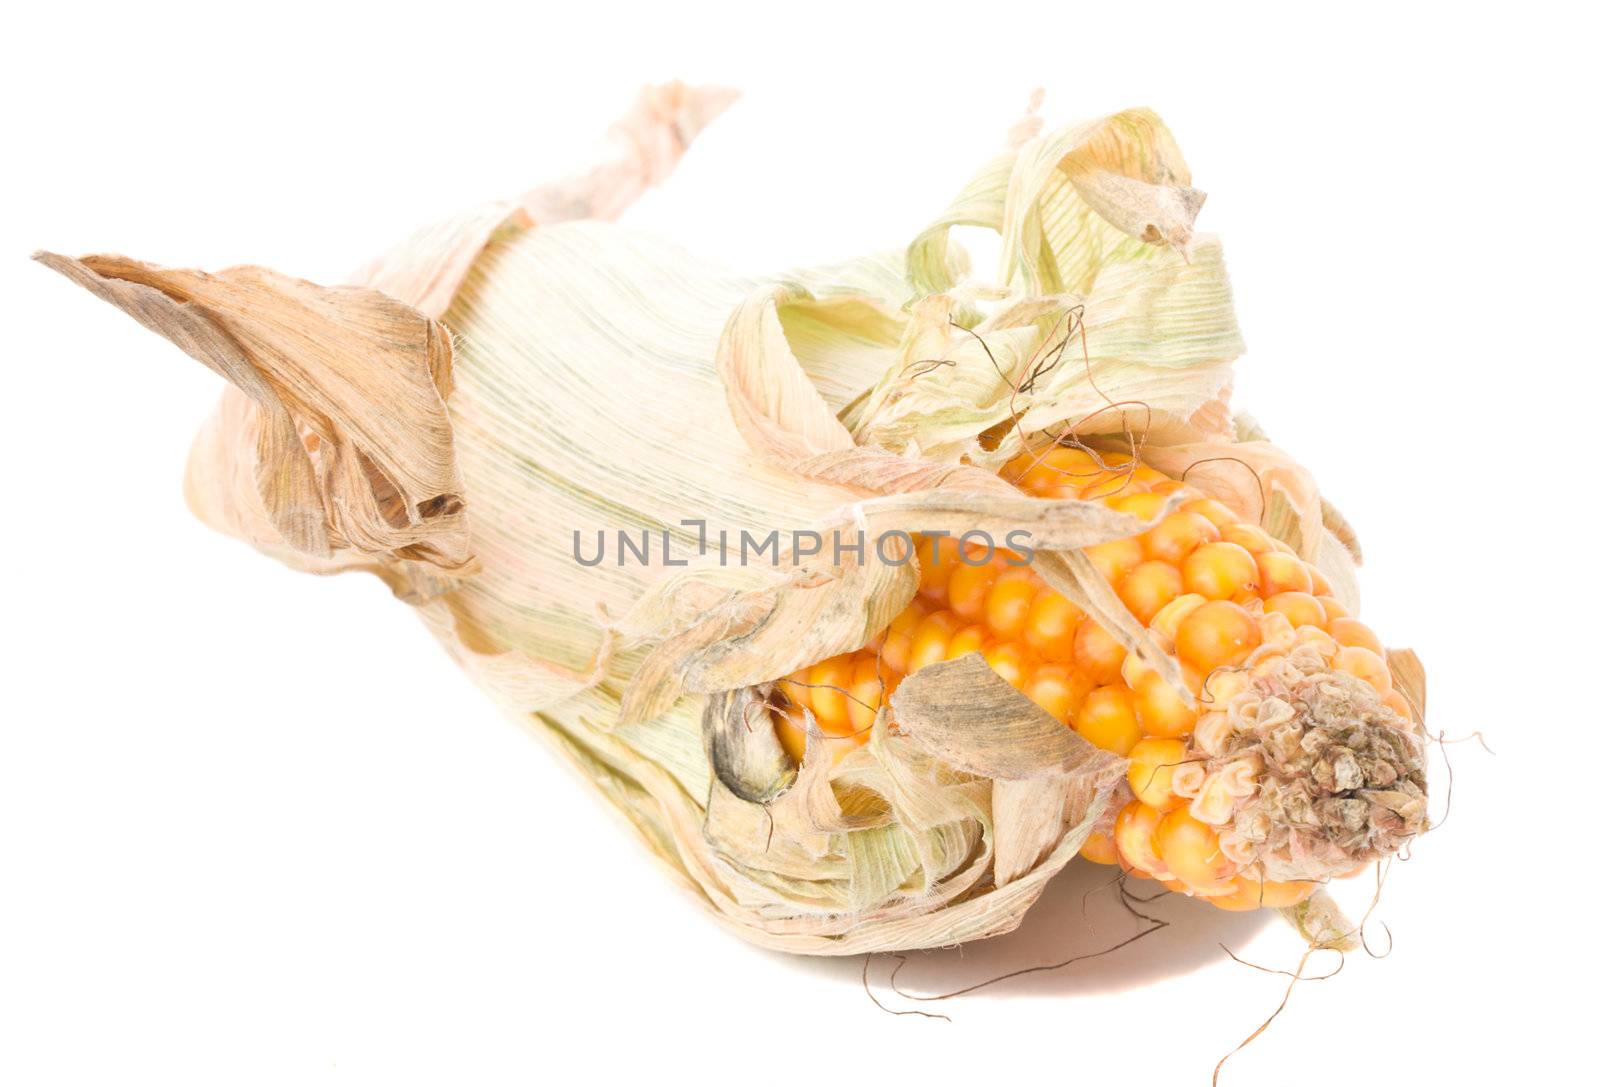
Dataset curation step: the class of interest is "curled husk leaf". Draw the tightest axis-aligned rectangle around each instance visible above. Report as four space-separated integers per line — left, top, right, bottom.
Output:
40 87 1413 953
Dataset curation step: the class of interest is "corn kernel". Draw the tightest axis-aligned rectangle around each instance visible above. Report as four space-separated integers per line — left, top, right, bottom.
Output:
1256 551 1314 595
915 535 961 604
984 568 1038 639
1119 560 1185 624
1107 491 1167 521
1075 685 1142 754
1031 445 1102 491
1221 522 1276 556
1264 590 1328 628
1079 829 1120 865
1024 589 1083 661
1174 600 1261 674
1382 688 1415 721
982 641 1035 689
1145 510 1222 565
1024 663 1092 722
948 561 1001 621
846 655 885 733
1085 536 1144 583
776 675 811 711
1156 807 1236 895
1132 669 1199 738
1207 876 1315 911
1182 496 1237 530
806 655 856 734
1317 595 1351 621
1181 541 1258 600
1329 617 1384 654
907 610 961 673
1114 801 1171 879
1151 592 1208 640
1333 645 1393 693
1128 738 1188 810
1073 619 1128 685
947 623 987 660
774 711 808 764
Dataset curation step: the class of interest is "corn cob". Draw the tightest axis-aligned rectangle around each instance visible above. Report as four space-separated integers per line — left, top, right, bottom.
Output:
776 444 1425 910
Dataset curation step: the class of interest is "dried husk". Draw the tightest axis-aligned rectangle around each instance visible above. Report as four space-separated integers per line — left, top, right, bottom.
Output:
40 86 1416 953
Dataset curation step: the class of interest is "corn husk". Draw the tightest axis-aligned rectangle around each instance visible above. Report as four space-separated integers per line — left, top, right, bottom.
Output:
40 84 1402 954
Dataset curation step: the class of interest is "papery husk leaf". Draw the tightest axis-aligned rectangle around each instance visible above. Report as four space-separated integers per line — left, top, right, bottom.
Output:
891 654 1125 781
353 81 739 318
35 251 471 596
1387 648 1427 720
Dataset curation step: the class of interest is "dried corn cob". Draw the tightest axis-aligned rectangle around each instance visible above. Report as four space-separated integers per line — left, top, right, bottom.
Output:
37 88 1429 953
777 445 1426 908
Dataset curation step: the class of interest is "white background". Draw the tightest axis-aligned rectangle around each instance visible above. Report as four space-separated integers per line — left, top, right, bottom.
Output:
2 3 1591 1083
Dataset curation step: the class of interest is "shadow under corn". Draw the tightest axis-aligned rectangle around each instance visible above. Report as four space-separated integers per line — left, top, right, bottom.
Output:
780 856 1272 1002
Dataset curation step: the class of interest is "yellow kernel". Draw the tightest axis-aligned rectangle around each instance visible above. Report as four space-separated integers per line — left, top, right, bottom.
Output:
1079 830 1120 865
1114 801 1170 879
982 641 1035 689
1333 645 1393 693
1076 453 1137 499
1181 496 1238 530
907 610 960 673
777 675 811 711
946 623 987 660
877 632 911 674
1256 551 1314 596
1181 541 1258 601
806 655 856 735
1145 510 1222 564
1195 668 1249 710
1208 876 1315 911
1084 536 1144 584
1128 738 1187 810
1121 650 1156 689
1075 685 1142 755
1221 522 1277 557
1107 491 1167 521
1029 445 1102 491
774 711 808 764
1119 560 1185 624
1156 807 1236 895
1131 464 1171 486
1174 600 1262 674
846 654 885 733
1073 619 1128 686
948 560 1001 621
1132 669 1199 738
985 568 1038 639
915 535 961 604
1024 590 1083 661
1151 593 1208 641
1264 591 1328 628
1382 687 1415 721
887 598 928 637
1024 663 1092 722
1329 617 1384 654
1317 595 1351 621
